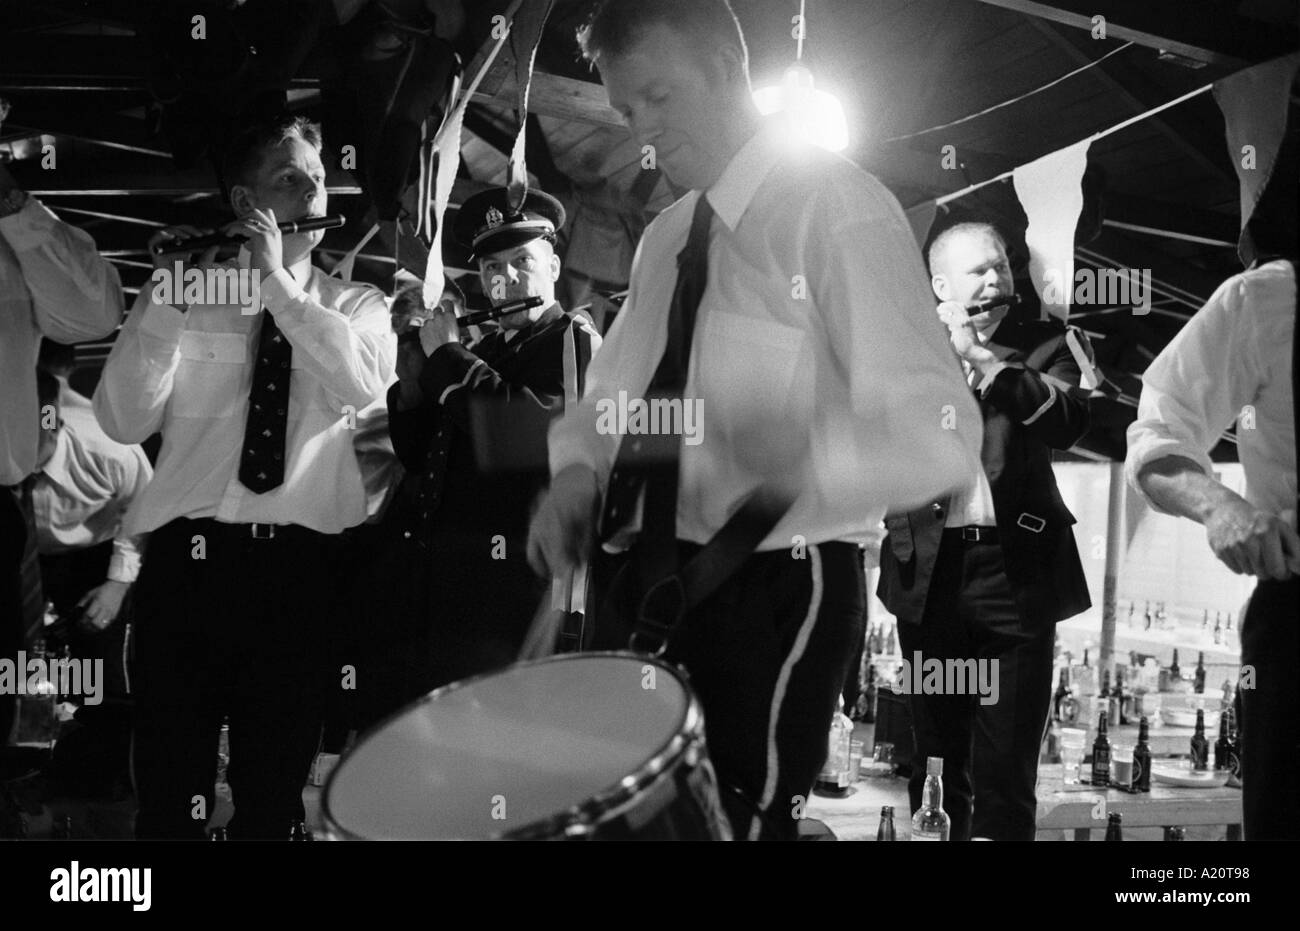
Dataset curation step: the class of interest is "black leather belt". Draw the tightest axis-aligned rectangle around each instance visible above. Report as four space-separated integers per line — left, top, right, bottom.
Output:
172 516 333 544
944 525 999 543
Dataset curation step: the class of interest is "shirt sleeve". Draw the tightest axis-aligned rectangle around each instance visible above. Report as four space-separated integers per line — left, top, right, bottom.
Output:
1124 273 1261 513
549 235 657 487
106 446 153 584
0 197 124 341
92 286 187 445
262 271 397 412
812 171 985 513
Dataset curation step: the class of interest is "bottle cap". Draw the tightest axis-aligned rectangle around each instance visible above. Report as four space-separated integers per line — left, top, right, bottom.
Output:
1108 812 1122 822
926 756 943 775
880 806 893 816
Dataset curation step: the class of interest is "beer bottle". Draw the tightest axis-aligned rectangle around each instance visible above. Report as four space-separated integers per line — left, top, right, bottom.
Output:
1104 812 1123 841
1133 716 1152 792
1227 711 1242 787
1190 709 1209 771
1144 601 1152 630
1091 713 1111 787
1169 648 1181 681
1052 667 1070 722
1110 668 1125 726
876 805 896 841
1213 612 1223 645
1214 711 1232 770
1193 652 1206 694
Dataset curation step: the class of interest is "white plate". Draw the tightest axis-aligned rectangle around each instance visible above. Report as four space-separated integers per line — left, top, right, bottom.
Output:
1160 708 1222 729
1150 762 1231 788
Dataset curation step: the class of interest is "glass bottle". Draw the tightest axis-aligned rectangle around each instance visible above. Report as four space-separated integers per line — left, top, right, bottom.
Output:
1193 652 1206 695
1133 716 1152 792
1190 709 1209 771
1053 667 1071 722
911 757 950 841
876 806 896 841
1091 713 1111 787
1104 812 1123 841
815 697 853 795
1214 712 1232 771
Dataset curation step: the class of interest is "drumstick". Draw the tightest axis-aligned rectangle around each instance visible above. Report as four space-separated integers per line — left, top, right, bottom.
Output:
518 590 565 661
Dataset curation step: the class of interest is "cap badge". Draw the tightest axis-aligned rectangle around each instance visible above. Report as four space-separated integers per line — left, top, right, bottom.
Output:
485 207 505 229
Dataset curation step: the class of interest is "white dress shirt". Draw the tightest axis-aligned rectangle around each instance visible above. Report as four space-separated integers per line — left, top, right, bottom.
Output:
549 122 983 551
94 252 396 535
1 197 124 484
948 321 1002 528
32 422 152 582
1126 259 1295 524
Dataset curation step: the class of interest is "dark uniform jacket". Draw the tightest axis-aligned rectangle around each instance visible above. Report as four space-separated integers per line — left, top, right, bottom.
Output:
877 318 1093 627
386 303 600 547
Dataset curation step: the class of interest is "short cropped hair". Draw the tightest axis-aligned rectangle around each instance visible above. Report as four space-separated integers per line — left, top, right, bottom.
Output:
218 113 323 197
927 222 1008 275
578 0 748 76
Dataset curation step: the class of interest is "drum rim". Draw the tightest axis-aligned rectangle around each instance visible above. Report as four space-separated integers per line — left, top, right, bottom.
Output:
321 650 706 840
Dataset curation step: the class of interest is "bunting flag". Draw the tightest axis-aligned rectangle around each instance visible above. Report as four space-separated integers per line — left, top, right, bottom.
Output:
421 67 467 310
905 201 940 250
1212 50 1300 266
1013 138 1091 323
503 0 556 213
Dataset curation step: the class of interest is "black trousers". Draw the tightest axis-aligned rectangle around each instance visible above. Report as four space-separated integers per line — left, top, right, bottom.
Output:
594 541 866 840
1 485 26 745
1238 576 1300 840
1 482 40 744
130 518 340 839
897 533 1054 841
39 542 132 701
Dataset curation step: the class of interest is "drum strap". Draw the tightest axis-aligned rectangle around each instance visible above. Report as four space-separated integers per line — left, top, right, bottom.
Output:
628 488 792 656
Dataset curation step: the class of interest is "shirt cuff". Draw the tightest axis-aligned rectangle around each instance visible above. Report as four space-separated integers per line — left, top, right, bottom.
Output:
259 267 305 313
419 342 483 402
108 537 144 583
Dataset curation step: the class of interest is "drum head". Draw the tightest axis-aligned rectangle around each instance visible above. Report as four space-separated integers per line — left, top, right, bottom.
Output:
323 654 692 839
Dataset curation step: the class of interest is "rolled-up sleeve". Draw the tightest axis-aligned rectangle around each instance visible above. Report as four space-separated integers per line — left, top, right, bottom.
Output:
1125 275 1260 513
0 197 123 341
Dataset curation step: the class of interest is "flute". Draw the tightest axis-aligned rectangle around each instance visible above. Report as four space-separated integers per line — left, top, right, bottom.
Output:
151 214 346 255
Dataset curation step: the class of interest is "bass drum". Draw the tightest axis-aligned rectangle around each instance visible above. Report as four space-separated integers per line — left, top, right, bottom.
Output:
322 652 731 839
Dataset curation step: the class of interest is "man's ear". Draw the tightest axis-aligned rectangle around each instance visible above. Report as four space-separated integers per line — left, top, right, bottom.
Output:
550 253 561 282
229 184 255 218
931 274 951 302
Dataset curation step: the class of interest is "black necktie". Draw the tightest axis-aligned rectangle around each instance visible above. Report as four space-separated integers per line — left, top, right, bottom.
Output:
239 310 292 493
603 192 715 586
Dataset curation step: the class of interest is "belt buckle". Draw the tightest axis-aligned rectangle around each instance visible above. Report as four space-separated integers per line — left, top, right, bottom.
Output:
961 526 981 542
250 522 276 540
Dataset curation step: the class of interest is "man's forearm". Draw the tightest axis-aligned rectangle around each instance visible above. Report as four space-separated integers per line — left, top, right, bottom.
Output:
1137 455 1246 525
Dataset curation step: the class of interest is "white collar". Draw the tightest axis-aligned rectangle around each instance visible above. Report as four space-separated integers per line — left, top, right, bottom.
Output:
704 120 784 233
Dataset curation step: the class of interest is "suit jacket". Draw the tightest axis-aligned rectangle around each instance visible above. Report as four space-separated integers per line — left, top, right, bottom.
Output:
385 303 600 547
877 317 1092 627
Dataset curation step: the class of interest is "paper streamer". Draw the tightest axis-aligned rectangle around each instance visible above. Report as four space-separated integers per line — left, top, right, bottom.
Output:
1212 50 1300 265
1013 138 1091 322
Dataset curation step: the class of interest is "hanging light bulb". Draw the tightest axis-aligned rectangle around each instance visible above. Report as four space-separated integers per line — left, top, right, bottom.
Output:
751 1 849 152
